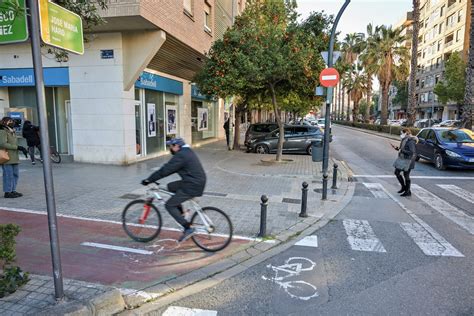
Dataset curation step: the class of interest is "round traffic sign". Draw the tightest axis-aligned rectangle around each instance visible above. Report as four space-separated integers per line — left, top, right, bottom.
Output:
319 68 340 88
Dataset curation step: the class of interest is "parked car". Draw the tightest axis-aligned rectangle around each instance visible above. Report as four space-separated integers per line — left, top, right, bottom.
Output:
246 125 327 155
415 127 474 170
244 123 278 146
433 120 461 128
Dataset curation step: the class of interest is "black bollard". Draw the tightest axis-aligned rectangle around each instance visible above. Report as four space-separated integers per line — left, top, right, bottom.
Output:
322 174 328 200
299 182 309 218
258 195 268 237
331 163 339 189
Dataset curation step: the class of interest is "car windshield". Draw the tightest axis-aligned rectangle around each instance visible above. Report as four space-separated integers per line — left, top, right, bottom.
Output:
436 130 474 143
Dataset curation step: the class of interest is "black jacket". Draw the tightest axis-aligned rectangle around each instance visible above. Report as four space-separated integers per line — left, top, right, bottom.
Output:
22 123 40 147
147 146 206 196
398 136 418 170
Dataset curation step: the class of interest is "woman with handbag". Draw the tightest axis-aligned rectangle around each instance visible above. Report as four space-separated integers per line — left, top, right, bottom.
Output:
391 128 418 197
0 117 28 198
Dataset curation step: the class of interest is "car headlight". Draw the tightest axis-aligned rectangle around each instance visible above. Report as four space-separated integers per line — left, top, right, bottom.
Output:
249 139 257 144
445 150 462 158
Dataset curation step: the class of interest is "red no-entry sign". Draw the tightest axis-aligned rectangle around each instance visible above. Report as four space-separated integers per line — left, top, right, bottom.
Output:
319 68 340 87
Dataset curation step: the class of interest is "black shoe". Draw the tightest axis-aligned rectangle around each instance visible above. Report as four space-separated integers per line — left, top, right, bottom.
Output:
12 191 23 197
4 192 18 198
178 227 195 242
400 190 411 197
397 187 405 193
32 161 36 165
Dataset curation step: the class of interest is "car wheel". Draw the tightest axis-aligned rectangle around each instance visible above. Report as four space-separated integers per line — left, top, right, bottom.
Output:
435 153 446 170
415 155 420 162
255 144 269 154
306 145 312 155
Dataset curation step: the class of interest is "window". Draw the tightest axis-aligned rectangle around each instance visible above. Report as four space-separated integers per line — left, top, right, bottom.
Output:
435 74 441 83
440 5 445 17
293 127 308 135
421 79 425 88
204 3 211 33
447 13 456 27
458 10 463 23
436 57 442 67
418 129 429 140
427 130 437 142
439 22 443 34
456 29 462 42
183 0 193 15
437 40 442 51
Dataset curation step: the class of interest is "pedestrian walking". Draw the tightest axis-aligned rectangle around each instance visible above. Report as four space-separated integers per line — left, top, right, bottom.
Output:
22 120 43 165
0 117 28 198
391 128 418 197
223 118 231 149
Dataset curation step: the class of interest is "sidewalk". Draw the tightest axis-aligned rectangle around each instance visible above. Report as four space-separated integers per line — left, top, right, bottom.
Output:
0 140 354 315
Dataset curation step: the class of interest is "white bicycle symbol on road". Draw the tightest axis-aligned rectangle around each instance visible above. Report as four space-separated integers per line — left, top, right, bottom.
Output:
261 256 319 301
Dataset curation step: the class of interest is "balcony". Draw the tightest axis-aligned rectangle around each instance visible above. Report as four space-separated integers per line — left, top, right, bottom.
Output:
445 40 454 47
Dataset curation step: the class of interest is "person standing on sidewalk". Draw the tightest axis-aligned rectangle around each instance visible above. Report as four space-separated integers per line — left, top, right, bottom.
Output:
223 118 231 149
22 120 43 165
0 117 28 198
391 128 418 197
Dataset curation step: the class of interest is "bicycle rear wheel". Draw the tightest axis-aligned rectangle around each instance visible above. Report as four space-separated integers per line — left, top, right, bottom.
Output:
50 150 61 163
190 207 233 252
122 200 162 242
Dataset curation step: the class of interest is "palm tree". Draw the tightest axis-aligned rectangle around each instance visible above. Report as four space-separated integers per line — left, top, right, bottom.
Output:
462 0 473 129
344 64 368 121
359 24 377 122
407 1 420 127
365 25 409 125
341 33 364 121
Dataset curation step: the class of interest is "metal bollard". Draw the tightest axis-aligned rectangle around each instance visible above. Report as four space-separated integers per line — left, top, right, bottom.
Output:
258 195 268 237
322 174 328 200
299 182 309 218
331 163 338 189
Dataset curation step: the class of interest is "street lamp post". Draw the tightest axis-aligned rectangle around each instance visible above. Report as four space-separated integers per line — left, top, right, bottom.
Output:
322 0 351 200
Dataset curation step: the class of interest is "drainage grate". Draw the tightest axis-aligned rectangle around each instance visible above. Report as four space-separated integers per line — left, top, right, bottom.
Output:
282 198 301 204
204 191 227 197
119 193 142 199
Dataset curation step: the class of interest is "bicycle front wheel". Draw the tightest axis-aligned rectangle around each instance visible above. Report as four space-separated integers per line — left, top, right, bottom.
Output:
122 200 162 242
191 207 233 252
50 151 61 163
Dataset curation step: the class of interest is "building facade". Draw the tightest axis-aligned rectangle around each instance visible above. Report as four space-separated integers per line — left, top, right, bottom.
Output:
415 0 471 120
0 0 245 164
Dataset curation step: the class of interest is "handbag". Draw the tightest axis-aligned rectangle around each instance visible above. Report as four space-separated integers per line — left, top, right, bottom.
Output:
393 157 411 171
0 149 10 164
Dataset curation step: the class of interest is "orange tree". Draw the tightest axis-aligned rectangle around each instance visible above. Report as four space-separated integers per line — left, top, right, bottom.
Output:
194 0 328 161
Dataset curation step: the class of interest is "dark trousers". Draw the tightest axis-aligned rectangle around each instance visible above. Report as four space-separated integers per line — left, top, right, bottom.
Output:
225 131 230 147
166 181 194 229
28 145 42 162
395 169 411 191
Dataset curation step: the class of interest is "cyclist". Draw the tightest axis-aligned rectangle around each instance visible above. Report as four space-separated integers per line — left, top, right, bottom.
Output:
141 138 206 242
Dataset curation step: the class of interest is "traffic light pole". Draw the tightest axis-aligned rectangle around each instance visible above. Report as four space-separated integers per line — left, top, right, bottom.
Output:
322 0 350 200
27 0 64 300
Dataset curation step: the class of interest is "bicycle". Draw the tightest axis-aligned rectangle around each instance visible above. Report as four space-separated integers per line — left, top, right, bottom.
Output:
33 146 61 163
122 182 233 252
261 257 319 301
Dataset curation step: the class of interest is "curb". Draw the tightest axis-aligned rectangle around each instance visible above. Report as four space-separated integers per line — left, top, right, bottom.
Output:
118 173 356 315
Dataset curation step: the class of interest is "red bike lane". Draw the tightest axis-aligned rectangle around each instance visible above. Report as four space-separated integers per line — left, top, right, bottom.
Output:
0 209 250 290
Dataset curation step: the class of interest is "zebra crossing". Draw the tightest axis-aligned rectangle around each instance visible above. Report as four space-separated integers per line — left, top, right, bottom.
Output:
331 182 474 257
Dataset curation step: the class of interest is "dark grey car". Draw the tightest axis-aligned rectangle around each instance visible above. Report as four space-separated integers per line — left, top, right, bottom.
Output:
247 125 325 155
244 123 279 146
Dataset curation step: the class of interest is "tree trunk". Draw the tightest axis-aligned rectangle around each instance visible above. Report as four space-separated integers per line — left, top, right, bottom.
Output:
341 86 345 120
462 0 473 129
352 100 359 122
233 109 240 150
381 83 390 125
407 0 420 127
346 92 351 121
365 79 372 122
270 83 284 162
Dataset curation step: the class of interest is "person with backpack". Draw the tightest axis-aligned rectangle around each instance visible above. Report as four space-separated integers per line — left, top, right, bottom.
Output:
22 120 43 165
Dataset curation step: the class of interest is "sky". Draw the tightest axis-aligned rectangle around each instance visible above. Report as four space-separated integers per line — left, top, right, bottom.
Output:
295 0 412 38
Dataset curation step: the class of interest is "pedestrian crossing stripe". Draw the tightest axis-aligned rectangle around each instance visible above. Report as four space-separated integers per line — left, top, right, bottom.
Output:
411 184 474 235
343 219 386 252
362 183 389 198
436 184 474 205
163 306 217 316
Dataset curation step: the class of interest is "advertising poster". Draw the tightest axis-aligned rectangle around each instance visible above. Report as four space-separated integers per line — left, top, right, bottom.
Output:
166 105 177 135
197 107 208 131
147 103 156 137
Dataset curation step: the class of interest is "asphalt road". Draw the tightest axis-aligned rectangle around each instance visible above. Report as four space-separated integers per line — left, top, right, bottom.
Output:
154 125 474 315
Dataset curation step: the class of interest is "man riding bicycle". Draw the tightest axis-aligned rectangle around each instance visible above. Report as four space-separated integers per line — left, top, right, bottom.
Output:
141 138 206 242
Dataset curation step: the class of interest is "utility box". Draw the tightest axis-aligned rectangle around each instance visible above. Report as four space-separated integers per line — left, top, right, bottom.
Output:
311 140 323 162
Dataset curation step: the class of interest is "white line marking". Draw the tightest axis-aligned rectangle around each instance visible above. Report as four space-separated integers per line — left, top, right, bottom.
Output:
354 175 474 180
294 236 318 247
322 75 337 80
362 182 389 198
81 242 153 255
437 184 474 205
400 223 464 257
0 207 263 243
377 184 464 257
411 184 474 235
163 306 217 316
342 219 386 252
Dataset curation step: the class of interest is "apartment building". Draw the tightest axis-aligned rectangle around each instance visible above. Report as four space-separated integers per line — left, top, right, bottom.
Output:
415 0 471 120
0 0 245 164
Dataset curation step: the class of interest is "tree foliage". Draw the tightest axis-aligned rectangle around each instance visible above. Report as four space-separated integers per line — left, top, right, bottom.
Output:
434 52 466 105
393 80 409 108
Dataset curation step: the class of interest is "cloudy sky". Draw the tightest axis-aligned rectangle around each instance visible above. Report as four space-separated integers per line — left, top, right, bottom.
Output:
295 0 412 38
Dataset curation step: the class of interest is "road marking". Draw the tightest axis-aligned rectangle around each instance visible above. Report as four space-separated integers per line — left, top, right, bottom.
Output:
354 175 474 180
400 223 464 257
377 184 464 257
362 182 389 198
0 207 265 243
411 184 474 235
163 306 217 316
342 219 386 252
81 242 153 255
294 235 318 247
437 184 474 204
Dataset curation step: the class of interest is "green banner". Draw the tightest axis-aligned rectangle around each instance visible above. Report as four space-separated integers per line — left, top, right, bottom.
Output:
0 0 28 44
39 0 84 55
